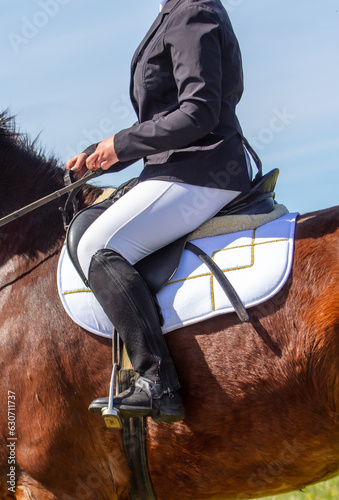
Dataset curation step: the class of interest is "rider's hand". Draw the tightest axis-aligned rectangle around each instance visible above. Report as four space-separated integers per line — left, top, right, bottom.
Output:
65 152 88 178
86 136 119 171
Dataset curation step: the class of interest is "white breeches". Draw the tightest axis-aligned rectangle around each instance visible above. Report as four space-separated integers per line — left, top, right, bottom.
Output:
77 180 241 278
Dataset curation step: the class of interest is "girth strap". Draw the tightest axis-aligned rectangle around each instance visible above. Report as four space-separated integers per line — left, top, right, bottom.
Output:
185 241 250 323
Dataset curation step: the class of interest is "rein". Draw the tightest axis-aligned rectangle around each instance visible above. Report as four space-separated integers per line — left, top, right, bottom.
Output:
0 169 103 229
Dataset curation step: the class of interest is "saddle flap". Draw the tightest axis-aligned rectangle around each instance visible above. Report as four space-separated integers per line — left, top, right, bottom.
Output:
66 200 113 284
134 235 188 295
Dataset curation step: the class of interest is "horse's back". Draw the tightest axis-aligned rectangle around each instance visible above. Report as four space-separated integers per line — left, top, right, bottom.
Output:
146 206 339 499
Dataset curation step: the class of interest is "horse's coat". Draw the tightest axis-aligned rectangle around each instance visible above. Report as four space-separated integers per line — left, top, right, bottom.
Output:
0 112 338 499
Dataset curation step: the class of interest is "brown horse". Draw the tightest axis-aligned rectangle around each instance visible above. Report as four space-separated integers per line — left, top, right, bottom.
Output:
0 111 338 500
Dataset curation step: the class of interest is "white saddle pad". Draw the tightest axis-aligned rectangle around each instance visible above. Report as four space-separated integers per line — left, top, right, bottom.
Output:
57 212 298 338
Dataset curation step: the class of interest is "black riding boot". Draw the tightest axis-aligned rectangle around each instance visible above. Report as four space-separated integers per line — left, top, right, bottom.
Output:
87 248 185 423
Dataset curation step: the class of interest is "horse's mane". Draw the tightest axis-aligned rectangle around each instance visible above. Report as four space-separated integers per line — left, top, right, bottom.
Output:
0 110 102 258
0 110 67 195
0 109 102 204
0 110 35 148
0 110 55 159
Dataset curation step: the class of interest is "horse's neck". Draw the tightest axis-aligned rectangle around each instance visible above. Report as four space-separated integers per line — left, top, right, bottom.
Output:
0 204 65 268
0 187 102 268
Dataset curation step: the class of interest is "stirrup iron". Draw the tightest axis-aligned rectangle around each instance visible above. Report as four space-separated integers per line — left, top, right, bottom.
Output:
102 329 123 429
102 363 123 429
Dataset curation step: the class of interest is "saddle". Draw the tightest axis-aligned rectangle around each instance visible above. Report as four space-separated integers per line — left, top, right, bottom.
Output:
66 169 279 296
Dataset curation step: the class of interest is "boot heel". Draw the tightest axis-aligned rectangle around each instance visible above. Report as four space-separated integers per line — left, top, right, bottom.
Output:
152 396 185 423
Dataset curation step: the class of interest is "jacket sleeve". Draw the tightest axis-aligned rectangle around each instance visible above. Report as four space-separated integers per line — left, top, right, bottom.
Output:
114 6 223 163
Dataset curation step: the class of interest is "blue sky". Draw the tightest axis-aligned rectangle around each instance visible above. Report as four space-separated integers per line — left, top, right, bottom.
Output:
1 0 338 214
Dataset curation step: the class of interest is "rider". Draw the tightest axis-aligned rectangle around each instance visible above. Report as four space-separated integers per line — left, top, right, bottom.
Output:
65 0 255 423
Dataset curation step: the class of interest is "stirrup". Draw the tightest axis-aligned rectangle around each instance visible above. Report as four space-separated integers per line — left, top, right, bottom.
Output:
89 328 123 429
101 363 123 429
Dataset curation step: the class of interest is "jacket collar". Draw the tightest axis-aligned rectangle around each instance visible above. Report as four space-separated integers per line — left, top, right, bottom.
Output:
130 0 181 72
161 0 181 14
159 0 169 12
